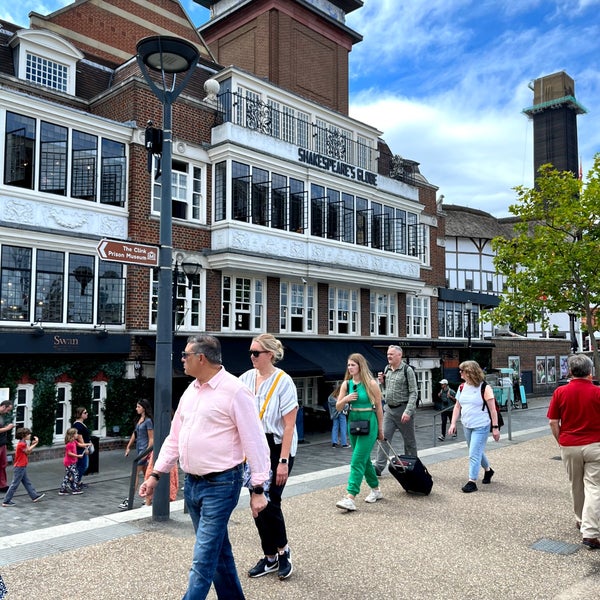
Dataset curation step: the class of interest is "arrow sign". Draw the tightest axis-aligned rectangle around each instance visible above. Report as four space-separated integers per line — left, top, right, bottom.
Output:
96 239 159 267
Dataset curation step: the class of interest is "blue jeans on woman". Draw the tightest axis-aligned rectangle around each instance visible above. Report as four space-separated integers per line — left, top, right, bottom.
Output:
331 412 348 446
183 463 245 600
463 424 490 481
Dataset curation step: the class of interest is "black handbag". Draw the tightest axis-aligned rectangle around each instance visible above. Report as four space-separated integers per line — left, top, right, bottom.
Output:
349 419 370 435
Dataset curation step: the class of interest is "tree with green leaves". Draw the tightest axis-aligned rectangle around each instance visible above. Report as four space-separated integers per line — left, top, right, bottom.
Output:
483 154 600 376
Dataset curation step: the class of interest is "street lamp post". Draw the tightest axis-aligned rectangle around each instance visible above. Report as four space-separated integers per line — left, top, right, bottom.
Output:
465 301 473 359
136 36 199 521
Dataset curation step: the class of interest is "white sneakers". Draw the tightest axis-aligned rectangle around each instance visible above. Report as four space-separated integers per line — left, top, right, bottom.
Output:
336 497 356 511
337 489 383 510
365 489 383 503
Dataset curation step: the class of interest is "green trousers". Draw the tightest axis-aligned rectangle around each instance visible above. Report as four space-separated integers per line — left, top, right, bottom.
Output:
346 415 379 497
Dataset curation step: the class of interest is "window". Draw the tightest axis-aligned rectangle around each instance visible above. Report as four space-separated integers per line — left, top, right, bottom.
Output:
4 111 127 205
280 282 315 333
26 53 68 92
406 295 430 337
214 161 227 221
91 382 106 435
40 121 67 195
101 139 126 207
232 161 250 222
150 268 202 331
290 178 305 233
153 160 205 222
4 112 36 189
437 300 479 339
71 130 97 200
222 275 264 331
370 292 397 336
271 173 287 230
0 245 125 325
252 167 269 226
311 184 326 237
54 385 70 441
15 386 34 431
329 286 358 335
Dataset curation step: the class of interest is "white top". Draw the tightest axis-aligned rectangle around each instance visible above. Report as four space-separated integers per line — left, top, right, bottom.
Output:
239 368 299 457
457 383 490 429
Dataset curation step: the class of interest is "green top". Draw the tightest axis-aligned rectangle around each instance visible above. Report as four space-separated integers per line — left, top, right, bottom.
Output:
347 380 374 418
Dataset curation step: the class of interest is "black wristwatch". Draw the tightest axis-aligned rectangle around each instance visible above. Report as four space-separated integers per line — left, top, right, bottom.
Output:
492 425 499 429
250 485 264 495
278 458 288 464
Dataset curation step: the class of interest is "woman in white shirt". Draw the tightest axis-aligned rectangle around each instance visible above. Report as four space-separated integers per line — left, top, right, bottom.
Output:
448 360 501 492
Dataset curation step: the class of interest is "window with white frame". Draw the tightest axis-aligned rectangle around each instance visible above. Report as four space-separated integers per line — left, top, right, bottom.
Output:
406 295 430 338
14 385 34 430
280 282 315 333
222 275 264 332
329 286 359 335
54 384 71 441
414 369 431 405
370 292 397 336
26 53 68 92
150 268 202 331
153 160 205 222
294 377 317 408
91 382 106 436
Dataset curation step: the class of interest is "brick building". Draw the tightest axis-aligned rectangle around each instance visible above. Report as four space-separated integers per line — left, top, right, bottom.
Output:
0 0 446 443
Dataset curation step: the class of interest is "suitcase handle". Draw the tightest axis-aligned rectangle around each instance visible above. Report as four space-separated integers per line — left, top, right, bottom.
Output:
376 438 405 470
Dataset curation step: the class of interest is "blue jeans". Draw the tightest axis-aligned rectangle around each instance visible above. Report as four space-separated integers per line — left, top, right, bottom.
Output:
463 424 491 481
331 413 348 445
183 464 245 600
3 466 39 503
77 452 89 480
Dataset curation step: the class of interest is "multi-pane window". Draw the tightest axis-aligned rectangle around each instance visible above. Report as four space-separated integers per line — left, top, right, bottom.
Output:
4 111 126 205
370 292 397 336
222 275 264 331
150 268 202 331
406 295 430 338
212 159 423 258
54 385 70 440
328 286 358 335
15 386 33 431
437 300 480 339
4 112 36 189
153 160 204 221
91 382 106 435
280 282 315 333
26 53 68 92
0 244 125 324
40 122 67 195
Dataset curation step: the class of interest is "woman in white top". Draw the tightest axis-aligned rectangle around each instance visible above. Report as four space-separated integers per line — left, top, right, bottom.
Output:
239 333 298 580
448 360 501 493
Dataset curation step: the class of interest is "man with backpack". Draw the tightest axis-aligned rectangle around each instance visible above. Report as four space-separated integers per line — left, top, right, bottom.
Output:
373 345 419 476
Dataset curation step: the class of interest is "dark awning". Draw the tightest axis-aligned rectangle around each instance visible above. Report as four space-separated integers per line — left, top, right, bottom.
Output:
285 339 387 379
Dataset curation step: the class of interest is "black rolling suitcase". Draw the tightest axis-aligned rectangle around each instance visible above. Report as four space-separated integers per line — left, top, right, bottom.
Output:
377 439 433 496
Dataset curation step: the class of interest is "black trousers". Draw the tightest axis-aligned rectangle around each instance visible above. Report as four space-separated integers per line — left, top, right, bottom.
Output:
441 409 453 437
254 433 294 556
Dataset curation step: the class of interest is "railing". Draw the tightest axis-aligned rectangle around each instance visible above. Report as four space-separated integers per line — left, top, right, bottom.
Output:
217 91 377 173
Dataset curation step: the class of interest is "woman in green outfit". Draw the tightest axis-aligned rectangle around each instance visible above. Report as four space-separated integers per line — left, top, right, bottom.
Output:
335 353 384 511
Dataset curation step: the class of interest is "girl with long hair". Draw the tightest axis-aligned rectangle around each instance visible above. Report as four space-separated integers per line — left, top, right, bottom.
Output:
335 353 384 512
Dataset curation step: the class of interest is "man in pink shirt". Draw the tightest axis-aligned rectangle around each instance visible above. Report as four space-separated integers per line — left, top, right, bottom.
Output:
140 335 271 599
548 353 600 550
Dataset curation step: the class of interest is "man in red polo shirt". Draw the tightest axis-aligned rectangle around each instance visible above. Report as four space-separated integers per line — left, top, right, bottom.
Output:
548 354 600 550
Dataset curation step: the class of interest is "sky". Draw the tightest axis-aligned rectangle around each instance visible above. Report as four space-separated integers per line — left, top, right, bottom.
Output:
2 0 600 217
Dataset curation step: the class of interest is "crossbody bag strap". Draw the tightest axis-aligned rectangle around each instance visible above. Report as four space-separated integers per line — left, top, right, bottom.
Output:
259 370 285 420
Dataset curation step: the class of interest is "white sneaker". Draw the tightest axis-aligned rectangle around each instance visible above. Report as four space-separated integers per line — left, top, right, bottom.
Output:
336 497 356 511
365 489 383 503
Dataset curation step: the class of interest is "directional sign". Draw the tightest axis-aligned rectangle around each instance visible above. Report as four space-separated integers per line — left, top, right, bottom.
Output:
96 239 159 267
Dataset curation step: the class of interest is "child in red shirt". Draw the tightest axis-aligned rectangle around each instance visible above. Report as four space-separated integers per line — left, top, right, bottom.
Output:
2 427 45 506
59 428 84 495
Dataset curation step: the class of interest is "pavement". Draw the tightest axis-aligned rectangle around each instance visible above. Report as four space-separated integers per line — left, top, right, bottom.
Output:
1 397 599 599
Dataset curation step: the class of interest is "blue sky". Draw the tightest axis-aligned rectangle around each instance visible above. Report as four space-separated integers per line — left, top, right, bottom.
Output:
3 1 600 216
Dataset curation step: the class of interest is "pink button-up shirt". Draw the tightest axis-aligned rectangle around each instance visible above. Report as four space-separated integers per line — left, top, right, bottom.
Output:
154 367 270 486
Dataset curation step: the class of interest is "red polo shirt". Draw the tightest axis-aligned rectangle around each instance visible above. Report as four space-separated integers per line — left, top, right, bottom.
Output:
547 378 600 446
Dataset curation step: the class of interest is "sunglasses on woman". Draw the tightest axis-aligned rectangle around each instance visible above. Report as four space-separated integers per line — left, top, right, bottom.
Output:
249 350 270 358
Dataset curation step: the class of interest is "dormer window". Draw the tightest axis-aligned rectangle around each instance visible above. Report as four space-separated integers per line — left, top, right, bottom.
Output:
9 29 83 96
26 53 68 92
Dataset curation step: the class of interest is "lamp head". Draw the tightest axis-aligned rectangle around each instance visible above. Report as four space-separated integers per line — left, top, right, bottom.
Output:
137 36 199 74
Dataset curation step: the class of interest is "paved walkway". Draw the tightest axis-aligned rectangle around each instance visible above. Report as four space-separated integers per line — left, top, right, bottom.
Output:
2 398 598 598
